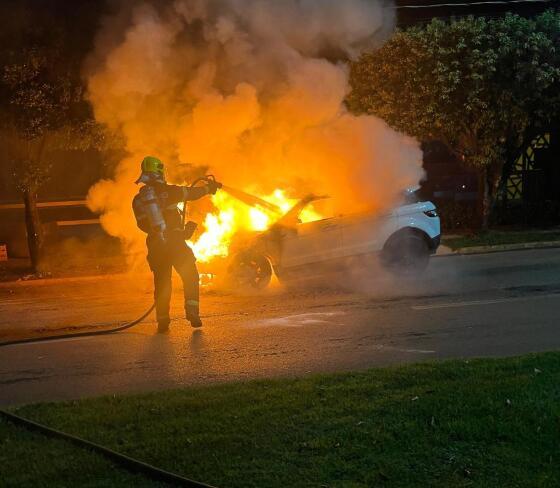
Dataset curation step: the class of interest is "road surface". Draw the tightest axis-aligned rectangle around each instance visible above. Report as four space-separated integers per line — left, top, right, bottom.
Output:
1 248 560 406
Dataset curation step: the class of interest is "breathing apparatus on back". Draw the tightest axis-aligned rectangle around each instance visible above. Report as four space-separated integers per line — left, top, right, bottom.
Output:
133 156 168 242
138 185 167 241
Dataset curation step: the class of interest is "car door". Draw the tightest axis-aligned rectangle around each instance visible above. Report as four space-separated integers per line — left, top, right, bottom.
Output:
338 211 399 257
279 218 343 268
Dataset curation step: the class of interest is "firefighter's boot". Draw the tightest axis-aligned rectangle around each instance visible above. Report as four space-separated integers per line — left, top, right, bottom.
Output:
157 317 170 333
186 302 202 328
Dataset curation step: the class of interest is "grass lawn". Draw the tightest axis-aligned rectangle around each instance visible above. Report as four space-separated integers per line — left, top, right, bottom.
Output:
443 230 560 250
3 353 560 487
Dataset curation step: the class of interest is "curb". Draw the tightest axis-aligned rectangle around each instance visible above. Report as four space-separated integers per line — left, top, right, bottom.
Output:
436 240 560 257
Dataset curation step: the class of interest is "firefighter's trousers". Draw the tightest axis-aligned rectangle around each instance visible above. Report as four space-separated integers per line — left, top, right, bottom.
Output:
146 233 199 325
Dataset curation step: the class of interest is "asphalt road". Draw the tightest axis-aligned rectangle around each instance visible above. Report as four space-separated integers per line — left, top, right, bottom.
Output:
1 248 560 406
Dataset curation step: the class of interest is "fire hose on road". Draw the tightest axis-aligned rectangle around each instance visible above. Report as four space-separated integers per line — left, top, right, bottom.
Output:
0 303 156 348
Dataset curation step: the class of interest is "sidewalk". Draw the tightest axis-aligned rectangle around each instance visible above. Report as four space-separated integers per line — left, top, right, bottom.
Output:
0 254 129 284
438 229 560 256
437 239 560 256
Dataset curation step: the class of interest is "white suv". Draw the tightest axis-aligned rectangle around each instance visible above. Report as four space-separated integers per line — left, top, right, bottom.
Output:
227 189 441 289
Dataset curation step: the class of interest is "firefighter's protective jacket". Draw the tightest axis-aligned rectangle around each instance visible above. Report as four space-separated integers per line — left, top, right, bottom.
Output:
133 182 208 236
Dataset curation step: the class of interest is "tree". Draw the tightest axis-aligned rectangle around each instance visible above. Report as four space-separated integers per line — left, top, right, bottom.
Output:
0 46 92 273
0 32 100 273
348 12 560 228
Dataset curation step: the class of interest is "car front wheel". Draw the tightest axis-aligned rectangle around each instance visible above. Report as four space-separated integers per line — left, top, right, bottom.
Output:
227 251 272 289
381 233 430 276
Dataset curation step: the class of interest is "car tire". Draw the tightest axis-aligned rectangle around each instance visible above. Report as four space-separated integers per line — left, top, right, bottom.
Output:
228 251 272 289
381 232 430 276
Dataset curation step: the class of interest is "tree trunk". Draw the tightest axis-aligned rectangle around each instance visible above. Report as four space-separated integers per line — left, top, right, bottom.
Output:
477 164 504 230
476 168 494 230
23 188 45 274
481 174 492 230
476 171 486 229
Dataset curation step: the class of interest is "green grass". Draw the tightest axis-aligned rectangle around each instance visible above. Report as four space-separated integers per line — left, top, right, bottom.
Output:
443 230 560 250
4 353 560 487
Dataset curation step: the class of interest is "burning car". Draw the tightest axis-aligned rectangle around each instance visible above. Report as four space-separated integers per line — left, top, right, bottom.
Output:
225 188 441 289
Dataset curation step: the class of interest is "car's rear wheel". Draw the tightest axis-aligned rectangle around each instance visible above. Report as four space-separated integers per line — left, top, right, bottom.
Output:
381 232 430 276
228 251 272 289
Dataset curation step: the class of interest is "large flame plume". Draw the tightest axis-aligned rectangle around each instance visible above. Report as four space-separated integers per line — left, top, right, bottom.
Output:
86 0 424 266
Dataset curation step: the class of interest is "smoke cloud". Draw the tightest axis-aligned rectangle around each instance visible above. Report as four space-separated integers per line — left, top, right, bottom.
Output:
86 0 424 262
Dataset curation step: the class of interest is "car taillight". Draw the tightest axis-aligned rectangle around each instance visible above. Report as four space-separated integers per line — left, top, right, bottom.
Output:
424 209 438 218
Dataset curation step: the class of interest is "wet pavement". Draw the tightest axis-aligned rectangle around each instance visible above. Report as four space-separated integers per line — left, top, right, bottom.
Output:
1 248 560 406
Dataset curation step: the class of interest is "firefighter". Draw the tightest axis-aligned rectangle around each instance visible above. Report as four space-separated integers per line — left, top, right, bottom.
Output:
132 156 221 332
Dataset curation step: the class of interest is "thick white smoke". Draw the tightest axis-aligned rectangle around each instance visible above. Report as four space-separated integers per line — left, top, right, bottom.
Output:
86 0 423 260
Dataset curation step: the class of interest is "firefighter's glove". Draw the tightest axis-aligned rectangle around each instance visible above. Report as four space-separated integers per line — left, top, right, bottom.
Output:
207 180 222 195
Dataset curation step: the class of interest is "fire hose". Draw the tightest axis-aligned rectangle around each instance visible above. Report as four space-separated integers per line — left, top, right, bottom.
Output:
0 303 156 348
